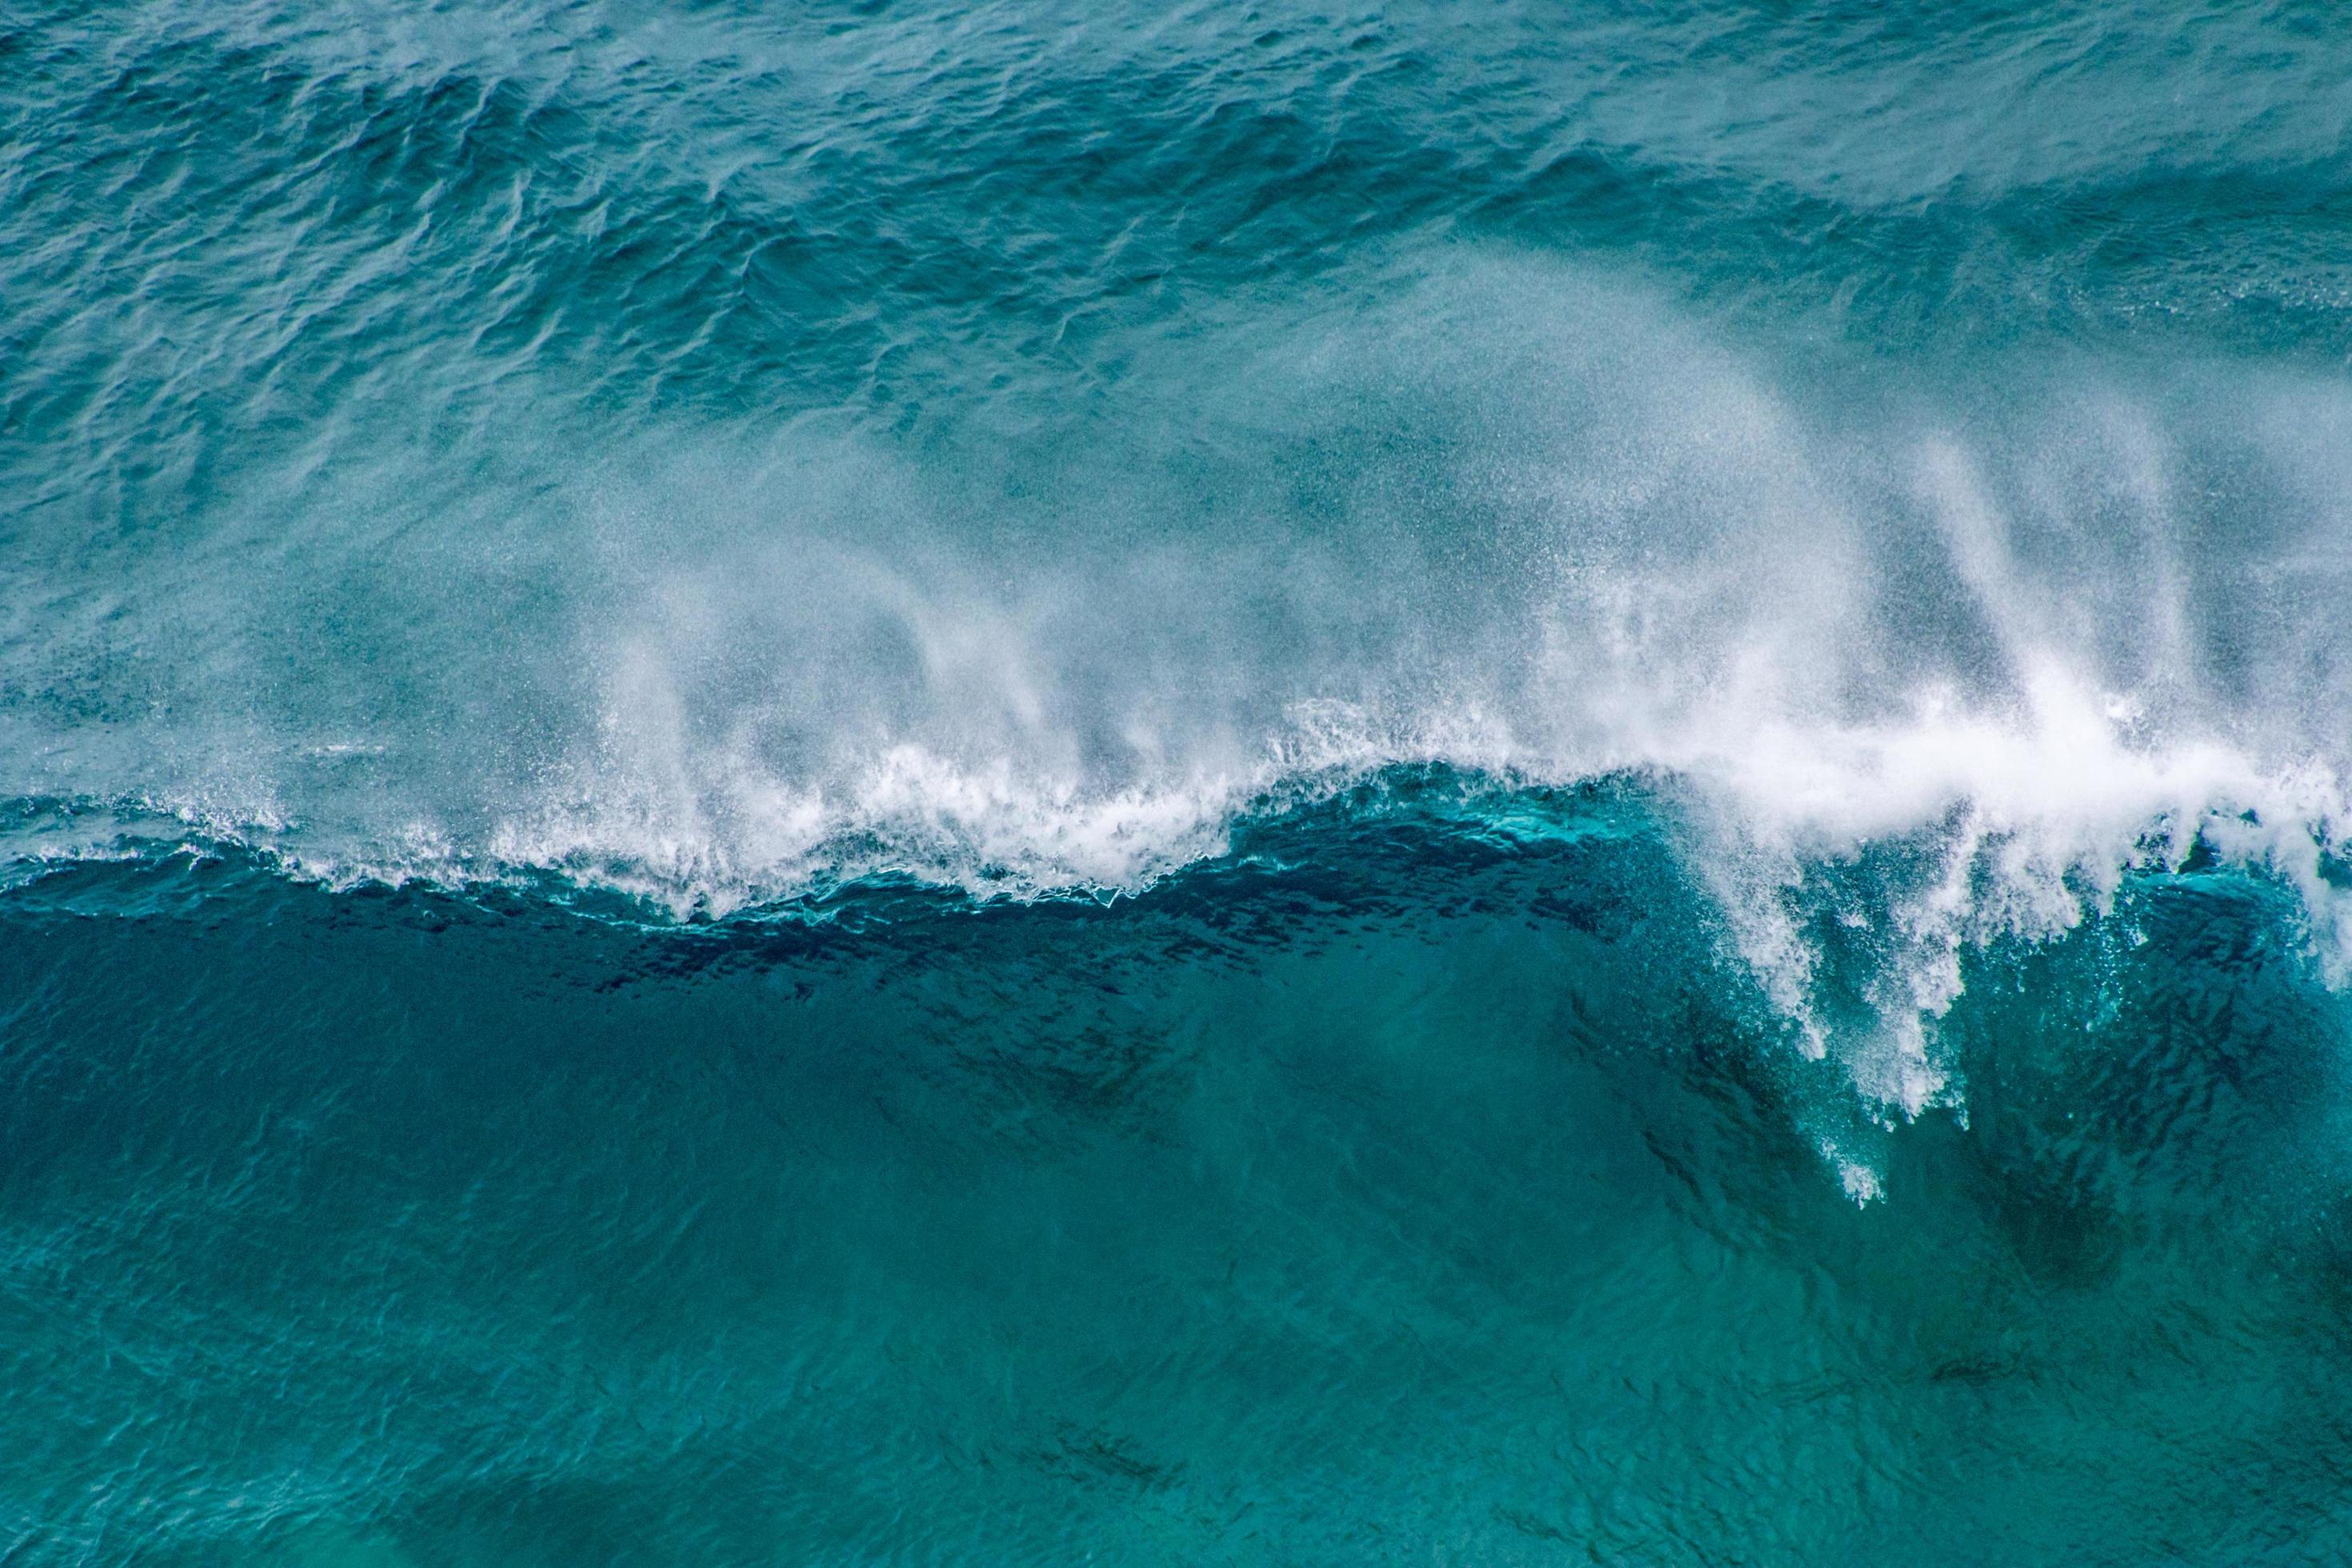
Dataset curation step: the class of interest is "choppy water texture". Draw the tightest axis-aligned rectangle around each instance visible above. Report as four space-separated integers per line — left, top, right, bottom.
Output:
9 2 2352 1562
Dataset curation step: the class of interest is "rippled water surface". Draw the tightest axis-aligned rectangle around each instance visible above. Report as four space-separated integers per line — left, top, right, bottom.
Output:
8 2 2352 1562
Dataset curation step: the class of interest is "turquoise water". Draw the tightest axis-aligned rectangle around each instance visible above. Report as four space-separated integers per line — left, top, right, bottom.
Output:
9 2 2352 1561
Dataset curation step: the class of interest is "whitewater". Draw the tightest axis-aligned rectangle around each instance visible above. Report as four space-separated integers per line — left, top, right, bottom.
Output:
7 1 2352 1562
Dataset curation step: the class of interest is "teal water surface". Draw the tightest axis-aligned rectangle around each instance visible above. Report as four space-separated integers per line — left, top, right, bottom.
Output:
9 2 2352 1562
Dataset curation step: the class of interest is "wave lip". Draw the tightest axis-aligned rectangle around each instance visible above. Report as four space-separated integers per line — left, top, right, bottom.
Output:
9 670 2348 929
8 677 2347 1148
5 738 2345 1217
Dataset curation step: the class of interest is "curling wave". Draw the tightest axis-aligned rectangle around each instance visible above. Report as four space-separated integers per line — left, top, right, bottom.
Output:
10 2 2352 1558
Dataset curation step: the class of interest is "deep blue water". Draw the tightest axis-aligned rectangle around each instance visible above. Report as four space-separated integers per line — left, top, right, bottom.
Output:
9 2 2352 1562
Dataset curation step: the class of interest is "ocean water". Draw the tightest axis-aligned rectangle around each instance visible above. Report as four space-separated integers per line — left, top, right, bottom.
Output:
8 1 2352 1560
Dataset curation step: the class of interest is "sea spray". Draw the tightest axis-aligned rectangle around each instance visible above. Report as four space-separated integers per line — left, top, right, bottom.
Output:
9 1 2352 1560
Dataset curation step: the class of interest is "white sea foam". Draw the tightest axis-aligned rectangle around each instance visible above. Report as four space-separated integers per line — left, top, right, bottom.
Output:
7 258 2351 1136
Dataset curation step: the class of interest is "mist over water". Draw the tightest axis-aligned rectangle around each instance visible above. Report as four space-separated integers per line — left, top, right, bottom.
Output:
8 2 2352 1562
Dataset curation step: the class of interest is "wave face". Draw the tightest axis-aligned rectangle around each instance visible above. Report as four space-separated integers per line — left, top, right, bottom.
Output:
8 1 2352 1560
